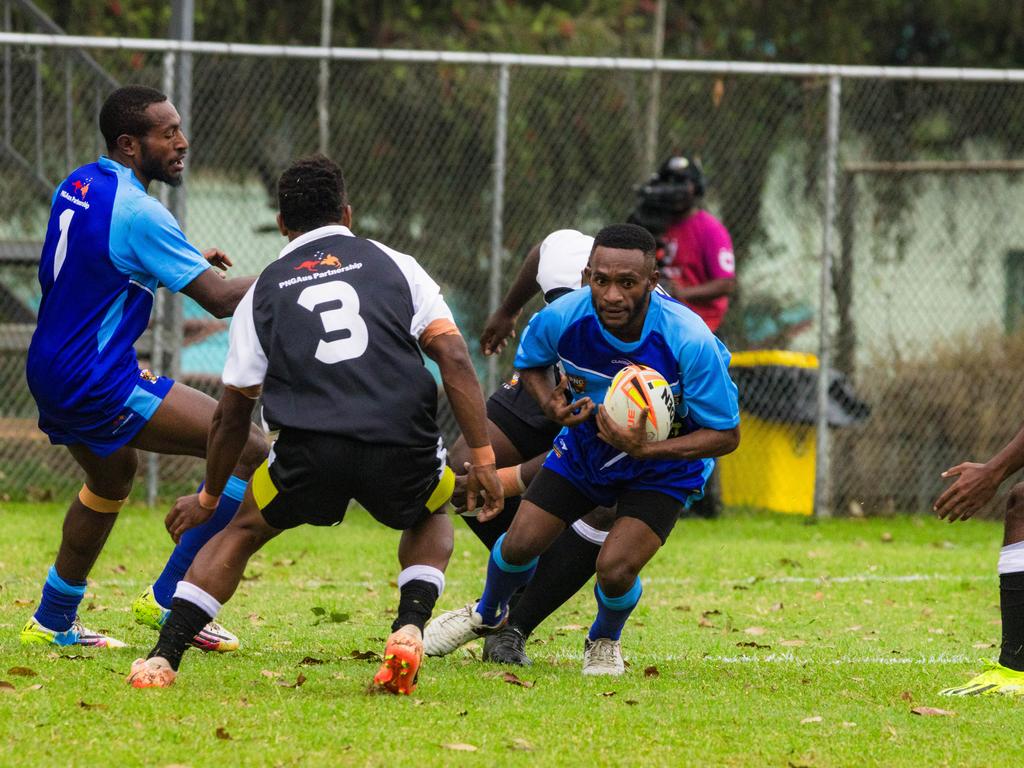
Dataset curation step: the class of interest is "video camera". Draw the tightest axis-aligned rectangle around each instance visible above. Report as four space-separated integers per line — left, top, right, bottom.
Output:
627 156 705 247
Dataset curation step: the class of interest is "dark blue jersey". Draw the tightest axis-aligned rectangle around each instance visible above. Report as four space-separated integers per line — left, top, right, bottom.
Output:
27 157 208 429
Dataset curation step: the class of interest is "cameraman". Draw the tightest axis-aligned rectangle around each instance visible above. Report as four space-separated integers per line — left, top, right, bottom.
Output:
628 156 736 334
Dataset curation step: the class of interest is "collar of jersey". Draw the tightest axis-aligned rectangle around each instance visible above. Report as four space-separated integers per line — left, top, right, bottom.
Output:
591 288 663 352
278 224 355 259
97 156 145 192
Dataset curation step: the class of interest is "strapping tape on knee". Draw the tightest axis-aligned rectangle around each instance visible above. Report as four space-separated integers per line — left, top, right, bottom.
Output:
79 485 127 513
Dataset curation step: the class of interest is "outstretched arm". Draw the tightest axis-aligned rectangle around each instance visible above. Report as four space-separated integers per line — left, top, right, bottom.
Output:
935 423 1024 522
182 267 256 319
480 242 542 356
422 331 504 520
165 385 258 542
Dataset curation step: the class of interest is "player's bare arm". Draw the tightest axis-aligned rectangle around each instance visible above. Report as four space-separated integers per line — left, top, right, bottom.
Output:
165 385 259 542
421 331 504 520
480 242 542 356
519 367 594 426
596 404 739 460
934 422 1024 522
181 268 257 319
659 276 736 302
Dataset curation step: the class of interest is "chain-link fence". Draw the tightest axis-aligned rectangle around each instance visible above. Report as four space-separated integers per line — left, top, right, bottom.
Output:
3 27 1024 517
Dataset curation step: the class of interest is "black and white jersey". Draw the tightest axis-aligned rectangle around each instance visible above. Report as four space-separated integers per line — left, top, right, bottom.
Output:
223 225 453 447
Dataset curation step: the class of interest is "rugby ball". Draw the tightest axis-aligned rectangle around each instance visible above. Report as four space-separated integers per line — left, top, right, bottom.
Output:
603 364 675 442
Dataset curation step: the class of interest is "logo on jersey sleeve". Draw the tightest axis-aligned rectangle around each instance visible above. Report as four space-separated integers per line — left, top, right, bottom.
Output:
72 177 93 199
566 374 586 393
294 251 342 273
717 248 735 274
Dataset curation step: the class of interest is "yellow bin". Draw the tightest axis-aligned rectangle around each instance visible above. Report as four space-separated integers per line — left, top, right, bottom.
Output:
718 350 817 516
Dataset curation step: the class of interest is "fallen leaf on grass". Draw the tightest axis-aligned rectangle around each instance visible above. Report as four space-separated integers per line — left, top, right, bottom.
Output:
13 599 32 606
841 722 857 728
509 738 534 751
215 727 232 740
299 656 324 666
972 642 996 649
779 639 806 647
743 627 767 636
78 701 107 710
881 532 894 543
0 681 14 693
456 710 468 717
899 691 913 702
598 691 616 697
625 699 639 705
737 641 770 649
769 602 784 612
7 667 36 677
911 707 955 717
348 649 381 662
698 616 716 628
24 684 42 691
556 624 585 631
260 669 282 679
502 672 534 688
644 666 659 678
310 606 349 625
800 715 823 724
441 743 478 752
812 591 825 601
277 673 307 689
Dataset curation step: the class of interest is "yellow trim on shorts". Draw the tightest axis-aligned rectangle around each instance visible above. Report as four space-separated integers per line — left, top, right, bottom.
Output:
426 465 456 513
251 460 278 510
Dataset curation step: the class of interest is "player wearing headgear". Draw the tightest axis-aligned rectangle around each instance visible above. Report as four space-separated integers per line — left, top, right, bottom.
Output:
21 85 266 652
426 223 739 676
628 155 736 334
430 229 619 666
126 155 503 695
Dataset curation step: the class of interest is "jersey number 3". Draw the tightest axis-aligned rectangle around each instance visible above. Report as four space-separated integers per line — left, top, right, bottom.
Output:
297 280 369 364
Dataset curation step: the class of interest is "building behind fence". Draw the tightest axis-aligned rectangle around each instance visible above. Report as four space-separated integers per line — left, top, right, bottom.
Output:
3 21 1024 516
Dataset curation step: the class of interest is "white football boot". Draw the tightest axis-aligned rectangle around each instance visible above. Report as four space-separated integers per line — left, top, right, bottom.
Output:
582 637 625 676
423 602 507 657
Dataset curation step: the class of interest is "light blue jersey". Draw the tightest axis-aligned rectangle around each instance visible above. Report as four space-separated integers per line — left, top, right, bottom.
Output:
26 157 208 455
514 287 739 504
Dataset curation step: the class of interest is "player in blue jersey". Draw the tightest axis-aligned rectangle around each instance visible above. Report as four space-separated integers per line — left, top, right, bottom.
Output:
21 85 267 650
424 223 740 675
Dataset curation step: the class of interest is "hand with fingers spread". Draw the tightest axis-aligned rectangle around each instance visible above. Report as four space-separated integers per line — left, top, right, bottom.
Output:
540 376 594 427
480 308 521 357
165 493 216 543
464 462 504 522
934 461 1002 522
203 247 233 272
596 403 651 459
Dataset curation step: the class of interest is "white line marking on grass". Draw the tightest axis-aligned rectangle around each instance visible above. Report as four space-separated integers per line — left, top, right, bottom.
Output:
538 650 978 665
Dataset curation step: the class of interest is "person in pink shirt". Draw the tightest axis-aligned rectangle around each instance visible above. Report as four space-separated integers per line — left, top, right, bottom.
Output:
629 156 736 333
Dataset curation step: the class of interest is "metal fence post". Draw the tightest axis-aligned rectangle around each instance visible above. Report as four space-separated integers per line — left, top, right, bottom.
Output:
487 63 510 393
318 0 332 155
814 73 841 519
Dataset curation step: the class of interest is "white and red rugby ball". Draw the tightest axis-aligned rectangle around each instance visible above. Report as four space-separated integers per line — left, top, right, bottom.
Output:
603 364 675 442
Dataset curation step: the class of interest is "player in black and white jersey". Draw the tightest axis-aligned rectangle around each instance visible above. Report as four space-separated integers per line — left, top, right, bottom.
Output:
127 155 503 694
427 229 619 665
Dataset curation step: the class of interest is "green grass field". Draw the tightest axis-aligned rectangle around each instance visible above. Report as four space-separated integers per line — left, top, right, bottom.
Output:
1 502 1022 767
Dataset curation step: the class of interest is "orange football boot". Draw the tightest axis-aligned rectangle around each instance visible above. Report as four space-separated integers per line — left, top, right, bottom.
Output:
372 628 423 695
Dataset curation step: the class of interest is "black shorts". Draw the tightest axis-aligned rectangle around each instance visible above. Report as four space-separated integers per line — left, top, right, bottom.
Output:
251 428 454 531
523 467 682 544
486 370 562 459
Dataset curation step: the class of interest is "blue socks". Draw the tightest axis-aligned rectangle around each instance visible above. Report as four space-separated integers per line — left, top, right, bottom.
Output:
151 475 247 608
589 578 642 641
476 533 538 625
34 565 87 632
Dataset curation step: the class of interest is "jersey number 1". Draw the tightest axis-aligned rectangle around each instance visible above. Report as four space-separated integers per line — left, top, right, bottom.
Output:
53 209 75 282
297 280 369 364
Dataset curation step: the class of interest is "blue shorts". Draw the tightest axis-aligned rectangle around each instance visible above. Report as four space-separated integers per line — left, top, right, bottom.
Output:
37 369 175 457
540 421 712 508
